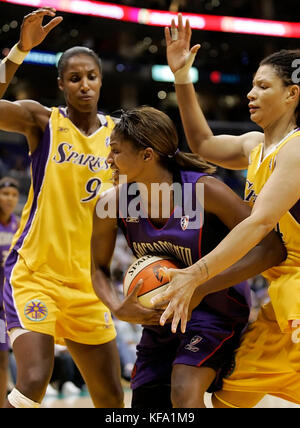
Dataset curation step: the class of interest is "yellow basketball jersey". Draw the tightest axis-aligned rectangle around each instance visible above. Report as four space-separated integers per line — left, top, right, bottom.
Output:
245 128 300 331
11 107 114 282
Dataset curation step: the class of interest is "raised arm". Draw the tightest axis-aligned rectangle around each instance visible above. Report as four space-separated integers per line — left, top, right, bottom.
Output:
91 189 162 325
0 8 62 152
166 14 262 169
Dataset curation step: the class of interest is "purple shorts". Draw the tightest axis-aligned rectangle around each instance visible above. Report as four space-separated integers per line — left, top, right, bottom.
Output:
0 299 9 352
131 303 248 392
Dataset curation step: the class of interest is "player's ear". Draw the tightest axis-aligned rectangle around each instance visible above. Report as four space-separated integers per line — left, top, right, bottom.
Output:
143 147 154 162
57 77 64 92
287 84 300 102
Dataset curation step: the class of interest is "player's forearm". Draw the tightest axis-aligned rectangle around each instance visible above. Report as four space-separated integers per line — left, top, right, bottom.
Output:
189 230 286 310
92 269 120 314
0 42 30 99
192 213 274 288
175 83 213 155
0 60 20 99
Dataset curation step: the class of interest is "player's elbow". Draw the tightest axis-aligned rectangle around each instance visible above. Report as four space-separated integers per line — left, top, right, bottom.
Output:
251 212 276 238
260 230 287 267
250 202 285 261
187 132 212 156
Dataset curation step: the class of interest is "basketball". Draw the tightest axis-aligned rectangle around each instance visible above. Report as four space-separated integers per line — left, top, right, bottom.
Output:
123 255 181 308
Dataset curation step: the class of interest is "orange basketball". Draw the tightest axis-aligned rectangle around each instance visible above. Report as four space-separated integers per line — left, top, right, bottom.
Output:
123 255 181 308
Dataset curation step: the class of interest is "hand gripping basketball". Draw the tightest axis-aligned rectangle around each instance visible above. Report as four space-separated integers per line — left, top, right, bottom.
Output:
151 266 200 334
123 255 182 309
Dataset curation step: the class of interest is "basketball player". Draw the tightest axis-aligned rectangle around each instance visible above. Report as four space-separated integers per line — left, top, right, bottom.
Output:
91 106 286 408
151 15 300 407
0 7 144 408
0 177 19 407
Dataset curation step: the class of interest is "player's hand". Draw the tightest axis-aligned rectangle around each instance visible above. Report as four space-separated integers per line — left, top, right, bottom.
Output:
151 265 204 333
115 280 163 325
165 13 200 74
18 7 63 52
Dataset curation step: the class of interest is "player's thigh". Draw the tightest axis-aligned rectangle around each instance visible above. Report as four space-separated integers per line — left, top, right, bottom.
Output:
212 390 265 408
12 331 55 376
65 338 122 392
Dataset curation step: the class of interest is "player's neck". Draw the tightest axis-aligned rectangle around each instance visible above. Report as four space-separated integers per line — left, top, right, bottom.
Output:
138 166 173 190
66 107 100 136
137 167 174 222
264 117 298 149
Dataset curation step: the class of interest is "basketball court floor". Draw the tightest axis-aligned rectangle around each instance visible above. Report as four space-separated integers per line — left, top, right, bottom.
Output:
41 382 300 408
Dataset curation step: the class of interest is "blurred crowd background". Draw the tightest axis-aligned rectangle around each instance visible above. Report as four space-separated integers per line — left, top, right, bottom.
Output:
1 0 299 204
1 0 297 399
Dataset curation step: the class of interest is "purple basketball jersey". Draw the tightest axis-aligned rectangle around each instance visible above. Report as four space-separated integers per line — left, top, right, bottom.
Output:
118 169 251 316
118 170 251 392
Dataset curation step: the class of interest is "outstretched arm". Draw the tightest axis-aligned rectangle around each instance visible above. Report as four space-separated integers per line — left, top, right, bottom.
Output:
0 8 62 98
0 8 62 152
189 230 286 310
166 14 262 169
151 175 288 332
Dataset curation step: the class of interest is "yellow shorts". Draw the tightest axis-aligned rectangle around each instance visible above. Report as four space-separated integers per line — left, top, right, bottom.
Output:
4 252 116 346
215 301 300 407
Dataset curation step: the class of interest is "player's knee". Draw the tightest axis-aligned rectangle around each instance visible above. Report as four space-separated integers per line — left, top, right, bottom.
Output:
18 365 52 401
92 381 124 408
171 383 205 408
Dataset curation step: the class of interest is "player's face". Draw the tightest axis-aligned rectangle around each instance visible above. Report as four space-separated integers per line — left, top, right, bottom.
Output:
247 65 292 129
58 54 102 112
0 187 19 217
107 137 146 182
